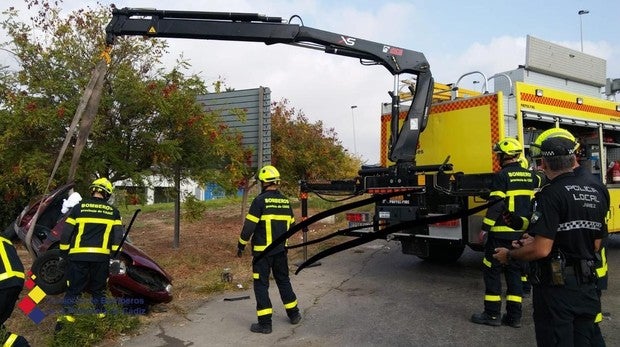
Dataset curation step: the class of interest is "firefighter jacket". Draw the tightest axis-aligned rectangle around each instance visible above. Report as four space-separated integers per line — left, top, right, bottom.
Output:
60 197 124 262
0 235 25 289
482 161 541 240
238 189 295 256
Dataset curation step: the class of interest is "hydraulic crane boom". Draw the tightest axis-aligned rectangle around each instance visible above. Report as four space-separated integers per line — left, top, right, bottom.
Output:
105 7 434 164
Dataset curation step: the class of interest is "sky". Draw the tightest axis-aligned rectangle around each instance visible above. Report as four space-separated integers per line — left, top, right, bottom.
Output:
2 0 618 164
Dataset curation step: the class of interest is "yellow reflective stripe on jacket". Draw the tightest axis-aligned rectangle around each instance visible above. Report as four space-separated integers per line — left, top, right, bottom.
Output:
4 333 18 346
0 239 25 282
482 217 495 228
238 237 248 245
505 189 535 211
595 312 603 323
521 217 529 230
489 191 506 199
490 225 518 232
246 214 260 223
483 257 492 268
0 271 25 282
69 217 118 255
252 214 294 252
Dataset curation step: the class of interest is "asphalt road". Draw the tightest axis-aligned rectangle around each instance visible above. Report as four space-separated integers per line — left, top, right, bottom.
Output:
118 236 620 347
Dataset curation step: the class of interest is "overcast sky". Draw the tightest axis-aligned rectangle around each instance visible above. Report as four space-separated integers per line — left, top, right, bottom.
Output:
2 0 618 164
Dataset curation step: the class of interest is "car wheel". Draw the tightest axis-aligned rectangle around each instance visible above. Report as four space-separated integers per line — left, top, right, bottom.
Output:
2 222 17 240
31 248 67 295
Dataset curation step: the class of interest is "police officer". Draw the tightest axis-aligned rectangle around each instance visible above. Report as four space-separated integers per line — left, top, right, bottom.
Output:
529 127 609 346
494 136 606 346
56 178 124 332
0 235 29 346
471 138 540 328
237 165 301 334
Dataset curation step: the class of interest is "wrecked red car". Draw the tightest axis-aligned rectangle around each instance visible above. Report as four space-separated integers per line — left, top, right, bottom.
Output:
3 182 173 306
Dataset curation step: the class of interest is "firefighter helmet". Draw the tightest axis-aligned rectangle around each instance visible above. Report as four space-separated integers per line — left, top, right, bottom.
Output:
530 128 579 158
257 165 280 183
90 177 113 199
493 138 523 157
518 157 529 170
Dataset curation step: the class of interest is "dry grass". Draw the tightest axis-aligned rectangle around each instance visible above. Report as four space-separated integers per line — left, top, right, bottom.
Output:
5 199 351 346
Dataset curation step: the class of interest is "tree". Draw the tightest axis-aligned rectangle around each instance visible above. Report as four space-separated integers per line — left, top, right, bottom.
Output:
0 1 249 227
271 99 362 194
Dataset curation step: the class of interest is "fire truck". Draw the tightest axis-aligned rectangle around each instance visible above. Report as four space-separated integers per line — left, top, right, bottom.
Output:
364 35 620 262
302 36 620 263
106 10 620 263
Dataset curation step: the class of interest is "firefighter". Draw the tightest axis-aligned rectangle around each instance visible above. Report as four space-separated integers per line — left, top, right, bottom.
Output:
529 127 608 346
494 135 606 346
237 165 301 334
471 138 540 328
55 178 124 332
0 235 29 346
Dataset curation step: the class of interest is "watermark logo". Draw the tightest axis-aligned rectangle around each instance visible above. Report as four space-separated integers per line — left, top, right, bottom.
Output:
17 270 47 324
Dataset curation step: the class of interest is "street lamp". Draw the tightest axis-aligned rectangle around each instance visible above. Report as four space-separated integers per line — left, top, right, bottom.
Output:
350 105 358 155
578 9 589 52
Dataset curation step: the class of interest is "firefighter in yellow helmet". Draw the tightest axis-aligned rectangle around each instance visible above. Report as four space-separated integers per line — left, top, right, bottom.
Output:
237 165 301 334
528 127 608 346
56 178 124 333
494 134 606 346
0 235 29 346
471 138 541 328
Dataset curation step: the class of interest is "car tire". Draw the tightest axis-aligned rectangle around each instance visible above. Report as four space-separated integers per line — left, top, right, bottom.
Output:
31 248 67 295
2 222 17 240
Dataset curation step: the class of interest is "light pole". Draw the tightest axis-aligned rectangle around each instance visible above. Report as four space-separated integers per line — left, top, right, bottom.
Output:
578 9 589 52
350 105 358 155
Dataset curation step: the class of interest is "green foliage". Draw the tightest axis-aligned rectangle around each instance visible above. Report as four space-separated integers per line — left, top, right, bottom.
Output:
182 193 208 222
271 99 363 194
50 301 139 347
0 1 250 227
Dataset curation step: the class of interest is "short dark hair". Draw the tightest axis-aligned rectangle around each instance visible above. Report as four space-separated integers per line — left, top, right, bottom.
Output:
542 154 574 171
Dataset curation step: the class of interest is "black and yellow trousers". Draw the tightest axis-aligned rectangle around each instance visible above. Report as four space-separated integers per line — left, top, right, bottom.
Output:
252 251 299 325
482 237 523 320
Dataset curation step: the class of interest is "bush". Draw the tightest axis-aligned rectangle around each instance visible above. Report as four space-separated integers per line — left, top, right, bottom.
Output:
182 194 208 222
50 300 140 347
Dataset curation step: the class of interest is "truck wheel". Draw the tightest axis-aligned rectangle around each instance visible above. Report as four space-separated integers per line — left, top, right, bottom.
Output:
417 245 465 264
31 249 67 295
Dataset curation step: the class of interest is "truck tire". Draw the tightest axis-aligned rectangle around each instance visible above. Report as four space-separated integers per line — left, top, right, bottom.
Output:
31 248 67 295
417 245 465 264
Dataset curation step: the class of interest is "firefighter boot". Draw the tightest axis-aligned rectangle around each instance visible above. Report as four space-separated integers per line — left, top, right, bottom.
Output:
289 312 302 325
501 314 522 328
250 323 272 334
470 312 501 326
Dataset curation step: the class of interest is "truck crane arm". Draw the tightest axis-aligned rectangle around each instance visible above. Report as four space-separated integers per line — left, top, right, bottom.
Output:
105 7 433 163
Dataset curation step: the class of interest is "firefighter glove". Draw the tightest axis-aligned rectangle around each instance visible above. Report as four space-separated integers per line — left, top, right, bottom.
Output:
57 256 67 271
237 242 245 257
109 259 122 275
502 211 524 230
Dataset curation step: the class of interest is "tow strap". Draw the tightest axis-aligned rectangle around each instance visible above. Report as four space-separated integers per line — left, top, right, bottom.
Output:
294 199 500 274
253 189 422 263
